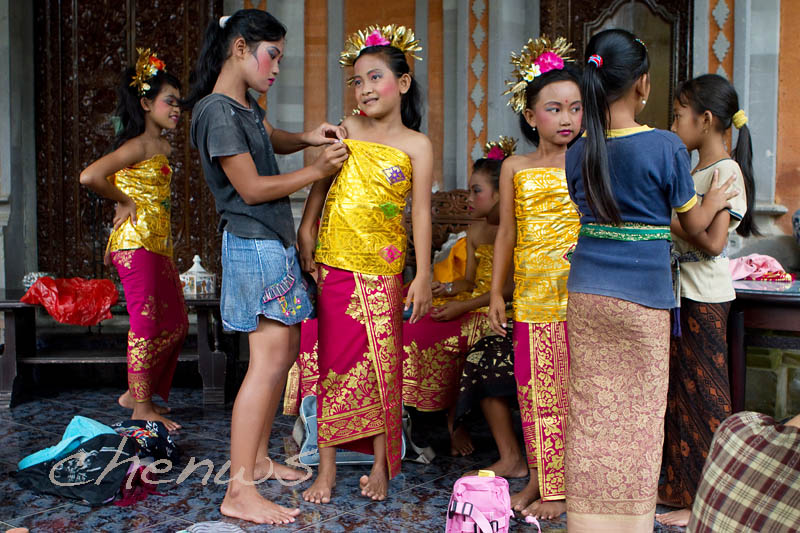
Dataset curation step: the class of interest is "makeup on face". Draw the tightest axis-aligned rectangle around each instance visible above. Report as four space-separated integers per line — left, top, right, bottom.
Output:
350 54 401 114
467 171 497 217
251 40 283 90
151 86 181 128
531 81 582 144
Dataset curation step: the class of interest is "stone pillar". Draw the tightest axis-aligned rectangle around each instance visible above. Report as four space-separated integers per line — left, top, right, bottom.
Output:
487 0 539 150
0 0 37 292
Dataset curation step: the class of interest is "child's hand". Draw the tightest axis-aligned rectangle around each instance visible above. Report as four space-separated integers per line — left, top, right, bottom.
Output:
313 142 349 177
306 122 347 146
406 275 432 324
488 293 508 337
431 300 466 322
113 197 137 231
431 280 446 296
702 168 739 212
297 226 318 273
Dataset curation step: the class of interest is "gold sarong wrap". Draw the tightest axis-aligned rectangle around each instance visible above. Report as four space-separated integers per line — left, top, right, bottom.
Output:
315 139 413 275
512 167 580 323
106 154 174 257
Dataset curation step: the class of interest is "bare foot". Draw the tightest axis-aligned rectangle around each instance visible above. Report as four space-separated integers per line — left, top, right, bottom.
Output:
511 473 540 512
450 425 475 456
254 457 311 482
359 464 389 501
220 484 300 525
118 390 170 414
131 401 181 432
655 508 691 527
303 464 336 504
522 499 566 520
469 455 529 480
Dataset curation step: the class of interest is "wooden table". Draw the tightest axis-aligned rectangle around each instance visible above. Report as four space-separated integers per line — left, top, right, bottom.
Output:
0 290 233 408
729 279 800 413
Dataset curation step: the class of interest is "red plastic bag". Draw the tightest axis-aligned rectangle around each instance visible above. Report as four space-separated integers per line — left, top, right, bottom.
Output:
21 277 119 326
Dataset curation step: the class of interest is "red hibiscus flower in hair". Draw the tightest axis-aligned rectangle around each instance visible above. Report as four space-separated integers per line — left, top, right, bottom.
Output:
149 55 165 71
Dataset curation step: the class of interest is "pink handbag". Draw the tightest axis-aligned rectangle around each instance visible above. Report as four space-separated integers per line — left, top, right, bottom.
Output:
446 470 528 533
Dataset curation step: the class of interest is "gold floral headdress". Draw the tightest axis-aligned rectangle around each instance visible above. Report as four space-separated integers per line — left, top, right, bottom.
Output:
339 24 423 67
504 36 574 113
483 136 517 161
130 48 166 96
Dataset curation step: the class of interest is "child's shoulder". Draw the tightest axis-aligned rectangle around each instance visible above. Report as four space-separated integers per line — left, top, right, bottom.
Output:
645 128 687 152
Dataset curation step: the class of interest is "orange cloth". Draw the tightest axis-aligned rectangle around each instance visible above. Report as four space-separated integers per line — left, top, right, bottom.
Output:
433 237 468 283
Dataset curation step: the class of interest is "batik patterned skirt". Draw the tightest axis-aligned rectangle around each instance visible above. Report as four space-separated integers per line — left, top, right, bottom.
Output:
565 292 669 532
111 248 188 402
660 299 732 508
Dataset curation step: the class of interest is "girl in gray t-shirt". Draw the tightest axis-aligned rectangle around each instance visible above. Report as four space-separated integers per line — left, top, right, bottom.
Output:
186 8 348 526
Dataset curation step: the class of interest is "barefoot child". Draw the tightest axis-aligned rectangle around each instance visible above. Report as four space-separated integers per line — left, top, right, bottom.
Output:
655 74 756 528
487 36 582 521
403 137 515 458
80 49 188 432
298 24 433 504
563 30 739 532
186 9 349 525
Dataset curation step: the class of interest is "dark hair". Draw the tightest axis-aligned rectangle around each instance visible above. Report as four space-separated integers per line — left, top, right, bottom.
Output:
518 64 581 145
581 29 649 224
472 158 503 190
355 46 423 131
112 67 182 150
184 9 286 109
676 74 759 237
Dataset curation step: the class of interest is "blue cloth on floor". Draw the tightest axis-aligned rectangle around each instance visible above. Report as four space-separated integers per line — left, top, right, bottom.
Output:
17 415 116 470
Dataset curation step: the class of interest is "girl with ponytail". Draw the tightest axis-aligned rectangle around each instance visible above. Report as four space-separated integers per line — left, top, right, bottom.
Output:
657 74 755 528
298 24 433 504
188 9 349 525
563 30 739 532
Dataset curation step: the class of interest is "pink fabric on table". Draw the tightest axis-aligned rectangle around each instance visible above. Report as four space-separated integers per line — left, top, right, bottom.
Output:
729 253 794 281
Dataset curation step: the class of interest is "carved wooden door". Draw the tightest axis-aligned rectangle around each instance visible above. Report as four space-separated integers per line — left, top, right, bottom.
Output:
541 0 693 130
35 0 223 280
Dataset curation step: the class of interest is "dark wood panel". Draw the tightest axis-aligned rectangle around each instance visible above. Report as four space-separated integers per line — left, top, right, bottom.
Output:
35 0 223 280
541 0 692 129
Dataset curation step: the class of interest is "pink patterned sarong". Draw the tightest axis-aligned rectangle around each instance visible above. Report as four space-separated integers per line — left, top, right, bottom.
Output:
111 248 188 402
514 320 570 502
314 264 404 479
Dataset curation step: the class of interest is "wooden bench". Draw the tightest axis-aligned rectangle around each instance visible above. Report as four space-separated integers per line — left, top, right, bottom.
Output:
0 290 232 408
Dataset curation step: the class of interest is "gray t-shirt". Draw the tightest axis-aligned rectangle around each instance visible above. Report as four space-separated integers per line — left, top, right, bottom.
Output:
190 92 295 246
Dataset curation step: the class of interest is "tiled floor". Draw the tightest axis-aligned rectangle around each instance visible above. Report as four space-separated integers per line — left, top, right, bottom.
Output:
0 387 686 532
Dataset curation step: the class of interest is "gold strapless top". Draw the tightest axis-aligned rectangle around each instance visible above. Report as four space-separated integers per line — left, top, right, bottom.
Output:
106 154 173 257
512 167 580 322
315 139 413 275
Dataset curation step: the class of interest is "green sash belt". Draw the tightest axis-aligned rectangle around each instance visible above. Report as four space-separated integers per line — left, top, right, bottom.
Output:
579 222 671 241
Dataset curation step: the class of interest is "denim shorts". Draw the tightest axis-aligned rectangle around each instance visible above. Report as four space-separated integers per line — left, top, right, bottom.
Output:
220 231 313 331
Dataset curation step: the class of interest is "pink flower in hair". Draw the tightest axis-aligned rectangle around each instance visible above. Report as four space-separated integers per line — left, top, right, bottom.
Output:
534 51 565 75
365 29 391 48
486 146 506 161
